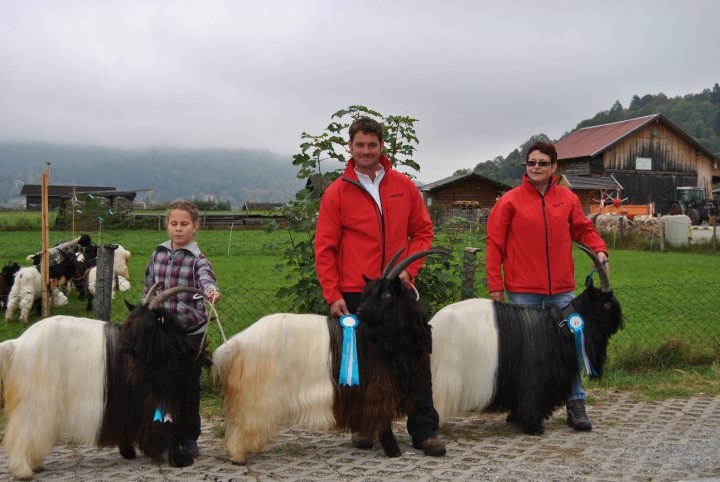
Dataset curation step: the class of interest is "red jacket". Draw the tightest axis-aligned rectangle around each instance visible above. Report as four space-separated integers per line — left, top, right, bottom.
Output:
315 155 434 305
486 175 607 295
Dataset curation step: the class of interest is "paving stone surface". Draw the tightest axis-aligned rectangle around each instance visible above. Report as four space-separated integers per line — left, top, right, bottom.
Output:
1 390 719 481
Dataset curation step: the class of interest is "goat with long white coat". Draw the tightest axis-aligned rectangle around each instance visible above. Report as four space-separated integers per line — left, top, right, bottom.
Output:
4 268 68 323
0 284 211 480
430 243 623 435
212 249 443 464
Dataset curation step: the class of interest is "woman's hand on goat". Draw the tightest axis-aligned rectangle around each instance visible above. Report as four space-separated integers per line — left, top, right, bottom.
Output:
489 290 505 302
330 298 349 317
597 252 610 276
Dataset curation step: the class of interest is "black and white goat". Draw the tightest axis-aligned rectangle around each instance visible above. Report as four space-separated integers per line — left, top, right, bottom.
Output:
212 249 443 465
0 262 21 311
0 284 211 479
429 243 623 435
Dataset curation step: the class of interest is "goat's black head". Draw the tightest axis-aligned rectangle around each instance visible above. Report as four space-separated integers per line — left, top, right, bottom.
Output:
571 242 624 378
356 248 448 330
121 283 212 388
1 262 20 283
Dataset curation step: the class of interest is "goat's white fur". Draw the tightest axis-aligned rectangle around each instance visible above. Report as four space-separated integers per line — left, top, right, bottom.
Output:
212 313 335 464
86 267 130 298
0 316 105 479
430 299 499 422
5 268 68 323
112 245 131 280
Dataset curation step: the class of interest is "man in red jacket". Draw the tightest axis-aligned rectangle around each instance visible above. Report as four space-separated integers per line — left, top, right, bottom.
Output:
486 140 609 431
314 117 445 456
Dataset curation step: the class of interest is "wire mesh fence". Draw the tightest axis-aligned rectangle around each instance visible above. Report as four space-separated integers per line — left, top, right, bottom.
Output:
98 278 719 361
4 277 718 366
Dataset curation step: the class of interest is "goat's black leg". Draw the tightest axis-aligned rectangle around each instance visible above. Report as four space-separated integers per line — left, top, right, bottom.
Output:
379 427 401 457
168 441 194 467
520 417 545 436
118 443 136 459
86 294 93 311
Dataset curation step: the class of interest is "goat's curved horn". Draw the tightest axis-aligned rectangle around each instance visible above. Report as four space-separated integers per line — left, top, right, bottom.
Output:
386 248 450 280
380 248 406 279
575 242 610 293
142 281 163 305
147 286 209 310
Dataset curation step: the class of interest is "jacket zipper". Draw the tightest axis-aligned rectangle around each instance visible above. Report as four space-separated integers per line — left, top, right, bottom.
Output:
342 177 386 274
540 195 552 295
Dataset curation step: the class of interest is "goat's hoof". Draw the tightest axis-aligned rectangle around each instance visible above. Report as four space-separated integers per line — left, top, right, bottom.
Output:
383 446 402 458
523 424 545 436
169 452 194 468
231 458 247 466
119 444 136 459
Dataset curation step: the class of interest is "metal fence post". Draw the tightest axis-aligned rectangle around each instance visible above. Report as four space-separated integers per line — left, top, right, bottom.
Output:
461 247 481 300
94 245 115 321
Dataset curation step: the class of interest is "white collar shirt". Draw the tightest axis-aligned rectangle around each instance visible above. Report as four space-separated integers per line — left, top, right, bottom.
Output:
355 165 385 213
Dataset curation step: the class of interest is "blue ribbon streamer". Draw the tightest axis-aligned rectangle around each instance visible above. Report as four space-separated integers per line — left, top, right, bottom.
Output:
338 314 360 386
566 313 598 377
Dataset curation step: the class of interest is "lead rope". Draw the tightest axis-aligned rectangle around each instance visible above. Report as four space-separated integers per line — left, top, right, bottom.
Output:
192 293 226 361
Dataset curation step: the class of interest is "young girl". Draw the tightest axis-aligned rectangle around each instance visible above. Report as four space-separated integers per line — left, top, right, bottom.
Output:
143 200 221 458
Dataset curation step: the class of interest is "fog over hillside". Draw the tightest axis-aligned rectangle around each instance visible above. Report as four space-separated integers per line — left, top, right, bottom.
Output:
0 143 304 207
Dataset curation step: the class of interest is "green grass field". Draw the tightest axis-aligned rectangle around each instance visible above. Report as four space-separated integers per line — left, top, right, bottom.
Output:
1 213 718 375
0 215 718 411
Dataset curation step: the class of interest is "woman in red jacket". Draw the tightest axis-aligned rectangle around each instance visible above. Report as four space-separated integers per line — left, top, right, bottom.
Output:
486 140 608 431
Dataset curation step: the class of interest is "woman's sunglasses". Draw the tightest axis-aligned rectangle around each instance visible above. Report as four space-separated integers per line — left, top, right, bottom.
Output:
523 161 552 167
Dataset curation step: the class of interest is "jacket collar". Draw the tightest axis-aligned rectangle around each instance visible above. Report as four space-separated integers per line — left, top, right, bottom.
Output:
522 173 558 195
159 240 201 256
343 154 392 181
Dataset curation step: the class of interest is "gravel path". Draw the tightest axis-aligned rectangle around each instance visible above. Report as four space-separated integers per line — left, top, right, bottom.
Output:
2 390 719 481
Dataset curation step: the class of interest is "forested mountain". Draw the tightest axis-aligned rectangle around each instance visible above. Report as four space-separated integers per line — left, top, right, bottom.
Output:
464 83 720 186
0 143 303 207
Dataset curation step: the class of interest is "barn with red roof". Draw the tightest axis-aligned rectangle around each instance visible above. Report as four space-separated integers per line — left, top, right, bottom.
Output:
555 114 719 214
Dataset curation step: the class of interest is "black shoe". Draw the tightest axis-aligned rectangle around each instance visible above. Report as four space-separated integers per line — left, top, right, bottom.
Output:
412 436 446 456
183 439 200 457
566 399 592 431
351 432 373 449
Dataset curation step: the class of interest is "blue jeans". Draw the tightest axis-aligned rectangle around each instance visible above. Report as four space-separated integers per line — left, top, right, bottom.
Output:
506 291 585 402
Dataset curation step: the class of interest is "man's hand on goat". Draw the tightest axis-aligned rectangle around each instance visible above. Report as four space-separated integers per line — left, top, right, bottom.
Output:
330 298 349 317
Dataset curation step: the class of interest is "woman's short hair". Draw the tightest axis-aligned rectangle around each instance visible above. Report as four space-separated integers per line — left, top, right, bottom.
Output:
526 141 557 164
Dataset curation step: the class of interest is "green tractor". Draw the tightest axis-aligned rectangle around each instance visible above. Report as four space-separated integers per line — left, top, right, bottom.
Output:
668 187 719 225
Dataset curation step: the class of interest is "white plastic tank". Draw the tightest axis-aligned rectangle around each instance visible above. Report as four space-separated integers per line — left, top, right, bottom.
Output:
663 215 690 246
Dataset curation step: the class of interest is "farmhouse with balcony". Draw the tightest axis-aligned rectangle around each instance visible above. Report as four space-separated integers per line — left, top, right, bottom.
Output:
555 114 720 214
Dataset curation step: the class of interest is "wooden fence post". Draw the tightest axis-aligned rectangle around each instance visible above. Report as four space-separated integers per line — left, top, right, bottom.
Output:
94 245 115 321
461 247 481 300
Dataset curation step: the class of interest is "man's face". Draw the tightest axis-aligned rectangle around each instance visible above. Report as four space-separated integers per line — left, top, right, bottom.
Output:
349 131 383 172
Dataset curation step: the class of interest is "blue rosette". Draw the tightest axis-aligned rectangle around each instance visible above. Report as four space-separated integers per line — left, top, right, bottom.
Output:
566 313 598 377
338 314 360 386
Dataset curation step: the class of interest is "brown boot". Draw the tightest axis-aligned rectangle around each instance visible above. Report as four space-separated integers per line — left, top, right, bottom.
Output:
412 436 446 456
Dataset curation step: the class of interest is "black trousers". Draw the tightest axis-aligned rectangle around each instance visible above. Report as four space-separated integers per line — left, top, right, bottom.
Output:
342 292 439 444
188 332 204 441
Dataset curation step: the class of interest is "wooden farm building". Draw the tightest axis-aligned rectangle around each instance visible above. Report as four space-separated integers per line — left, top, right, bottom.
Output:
555 114 720 214
420 173 511 208
19 185 116 211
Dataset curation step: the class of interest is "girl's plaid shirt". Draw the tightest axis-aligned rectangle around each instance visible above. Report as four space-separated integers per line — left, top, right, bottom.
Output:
143 240 218 333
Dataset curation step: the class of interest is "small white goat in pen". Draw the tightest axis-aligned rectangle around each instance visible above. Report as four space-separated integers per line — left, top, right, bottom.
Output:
0 284 211 480
430 243 623 435
4 267 68 323
212 249 444 465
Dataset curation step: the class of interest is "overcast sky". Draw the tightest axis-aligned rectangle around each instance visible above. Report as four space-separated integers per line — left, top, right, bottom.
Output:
1 0 718 182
